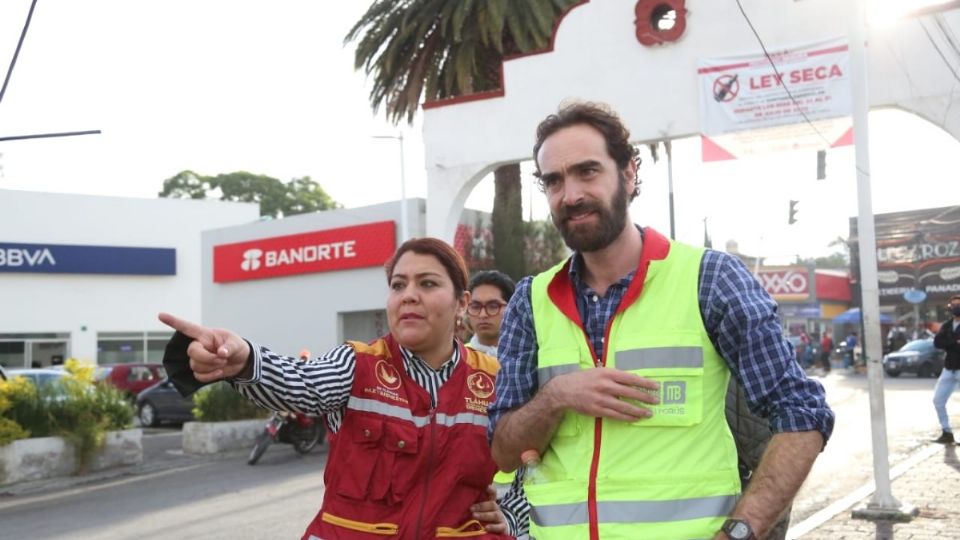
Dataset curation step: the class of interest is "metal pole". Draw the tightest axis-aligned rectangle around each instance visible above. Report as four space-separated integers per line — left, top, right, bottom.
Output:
398 132 408 242
849 0 914 519
665 140 676 240
373 134 409 242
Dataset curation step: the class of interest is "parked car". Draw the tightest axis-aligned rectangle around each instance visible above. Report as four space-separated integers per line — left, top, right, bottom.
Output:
883 338 945 378
95 363 166 400
6 368 71 389
135 378 195 427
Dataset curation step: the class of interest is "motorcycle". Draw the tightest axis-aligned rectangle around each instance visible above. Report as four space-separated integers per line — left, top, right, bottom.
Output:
247 411 324 465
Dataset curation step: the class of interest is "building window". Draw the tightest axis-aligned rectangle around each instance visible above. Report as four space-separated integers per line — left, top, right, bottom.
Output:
0 334 70 368
339 310 388 343
97 332 173 365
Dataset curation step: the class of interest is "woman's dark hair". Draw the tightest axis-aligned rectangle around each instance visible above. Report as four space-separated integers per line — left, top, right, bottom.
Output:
468 270 516 303
384 237 469 297
532 101 642 200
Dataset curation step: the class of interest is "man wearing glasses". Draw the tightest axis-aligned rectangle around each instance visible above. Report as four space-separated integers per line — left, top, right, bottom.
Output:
465 270 517 357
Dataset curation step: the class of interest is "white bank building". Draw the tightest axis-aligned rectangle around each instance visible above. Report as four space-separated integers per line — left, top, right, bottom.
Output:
2 191 484 368
0 189 259 368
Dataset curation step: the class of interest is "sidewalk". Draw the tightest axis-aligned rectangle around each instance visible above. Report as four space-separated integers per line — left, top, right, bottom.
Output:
794 426 960 539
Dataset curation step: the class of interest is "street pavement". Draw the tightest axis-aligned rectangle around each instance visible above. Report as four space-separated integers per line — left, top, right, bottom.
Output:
787 367 960 540
792 430 960 539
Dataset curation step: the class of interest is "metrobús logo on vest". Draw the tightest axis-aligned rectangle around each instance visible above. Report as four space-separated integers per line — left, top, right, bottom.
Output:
654 380 687 416
0 247 56 268
213 221 397 283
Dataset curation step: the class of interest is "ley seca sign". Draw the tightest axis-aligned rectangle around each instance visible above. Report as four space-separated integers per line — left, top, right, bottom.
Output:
213 221 396 283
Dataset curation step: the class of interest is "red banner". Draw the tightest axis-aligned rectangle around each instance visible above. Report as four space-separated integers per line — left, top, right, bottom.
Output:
213 221 396 283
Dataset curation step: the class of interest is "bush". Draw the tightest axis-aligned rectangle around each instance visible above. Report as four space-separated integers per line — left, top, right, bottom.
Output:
0 417 30 446
0 359 134 471
192 382 269 422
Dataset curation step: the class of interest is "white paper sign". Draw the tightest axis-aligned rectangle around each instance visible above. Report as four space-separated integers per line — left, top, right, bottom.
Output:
698 38 853 161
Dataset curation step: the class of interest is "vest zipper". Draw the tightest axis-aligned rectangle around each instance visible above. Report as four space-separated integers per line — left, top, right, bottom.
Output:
414 407 436 540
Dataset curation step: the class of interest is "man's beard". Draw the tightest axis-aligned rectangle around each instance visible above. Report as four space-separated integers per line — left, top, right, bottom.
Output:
551 175 630 253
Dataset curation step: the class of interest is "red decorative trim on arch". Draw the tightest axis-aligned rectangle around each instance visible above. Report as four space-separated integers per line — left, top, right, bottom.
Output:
422 0 590 111
634 0 687 47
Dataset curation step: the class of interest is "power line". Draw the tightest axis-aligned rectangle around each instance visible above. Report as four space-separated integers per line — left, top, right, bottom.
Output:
0 0 39 106
919 19 960 83
933 14 960 65
734 0 834 149
0 130 101 143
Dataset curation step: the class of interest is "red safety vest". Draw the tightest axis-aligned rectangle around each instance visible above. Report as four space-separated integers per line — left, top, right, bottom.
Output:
302 334 511 540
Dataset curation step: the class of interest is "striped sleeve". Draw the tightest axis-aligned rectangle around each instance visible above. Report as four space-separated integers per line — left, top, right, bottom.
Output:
231 342 355 418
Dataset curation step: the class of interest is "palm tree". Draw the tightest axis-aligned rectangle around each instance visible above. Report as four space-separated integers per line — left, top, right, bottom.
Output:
345 0 578 280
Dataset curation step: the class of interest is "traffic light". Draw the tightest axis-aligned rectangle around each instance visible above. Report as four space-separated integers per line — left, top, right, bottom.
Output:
788 200 799 225
816 150 826 180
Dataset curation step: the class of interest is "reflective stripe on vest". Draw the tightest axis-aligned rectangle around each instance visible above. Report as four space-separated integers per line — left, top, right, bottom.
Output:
615 347 703 370
530 494 737 526
538 347 703 386
347 396 488 429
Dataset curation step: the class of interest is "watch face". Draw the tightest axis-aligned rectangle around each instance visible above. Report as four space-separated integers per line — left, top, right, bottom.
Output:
731 522 750 538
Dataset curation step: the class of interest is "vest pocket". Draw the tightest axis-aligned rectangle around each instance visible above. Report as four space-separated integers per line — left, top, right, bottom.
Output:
382 421 419 503
336 419 421 504
622 367 704 427
336 417 384 500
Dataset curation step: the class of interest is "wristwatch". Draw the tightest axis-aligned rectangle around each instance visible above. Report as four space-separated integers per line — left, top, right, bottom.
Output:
721 518 755 540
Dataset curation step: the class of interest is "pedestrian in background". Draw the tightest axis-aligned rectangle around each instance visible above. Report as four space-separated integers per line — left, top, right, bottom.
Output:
844 331 858 369
489 101 833 540
465 270 516 357
932 294 960 445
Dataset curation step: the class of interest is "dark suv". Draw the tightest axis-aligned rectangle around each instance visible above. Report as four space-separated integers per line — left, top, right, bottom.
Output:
135 378 195 427
883 338 945 378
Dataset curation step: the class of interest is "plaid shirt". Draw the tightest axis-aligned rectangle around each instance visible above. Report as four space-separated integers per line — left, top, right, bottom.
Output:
489 239 835 444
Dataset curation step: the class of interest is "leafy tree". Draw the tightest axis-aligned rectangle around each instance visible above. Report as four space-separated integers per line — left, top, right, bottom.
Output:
158 170 340 218
345 0 578 280
524 219 569 275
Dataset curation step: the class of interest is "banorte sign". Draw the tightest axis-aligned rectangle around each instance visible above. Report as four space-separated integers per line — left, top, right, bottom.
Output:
213 221 396 283
756 267 811 301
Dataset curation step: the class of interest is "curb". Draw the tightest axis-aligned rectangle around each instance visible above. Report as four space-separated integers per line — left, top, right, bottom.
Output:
787 442 943 538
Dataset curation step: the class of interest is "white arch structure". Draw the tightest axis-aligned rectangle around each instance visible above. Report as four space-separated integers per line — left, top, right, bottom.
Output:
421 0 960 240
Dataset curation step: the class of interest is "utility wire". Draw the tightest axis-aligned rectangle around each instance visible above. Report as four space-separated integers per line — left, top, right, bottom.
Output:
933 14 960 65
734 0 834 149
0 130 101 142
919 19 960 83
0 0 39 106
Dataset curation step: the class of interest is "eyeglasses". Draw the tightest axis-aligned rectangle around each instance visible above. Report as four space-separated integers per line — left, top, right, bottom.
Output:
467 301 506 317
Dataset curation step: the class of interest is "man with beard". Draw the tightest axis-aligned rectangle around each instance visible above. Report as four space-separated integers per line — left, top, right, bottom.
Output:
488 102 833 540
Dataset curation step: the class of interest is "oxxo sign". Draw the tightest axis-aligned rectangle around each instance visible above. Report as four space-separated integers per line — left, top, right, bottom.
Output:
213 221 396 283
756 267 811 301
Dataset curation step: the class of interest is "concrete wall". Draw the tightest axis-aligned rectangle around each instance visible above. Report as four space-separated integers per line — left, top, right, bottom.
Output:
0 428 143 485
182 419 264 454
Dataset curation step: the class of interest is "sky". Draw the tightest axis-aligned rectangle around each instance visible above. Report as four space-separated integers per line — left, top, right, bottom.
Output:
0 1 957 265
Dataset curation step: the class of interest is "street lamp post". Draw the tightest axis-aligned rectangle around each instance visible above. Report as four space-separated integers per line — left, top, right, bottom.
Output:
373 133 408 242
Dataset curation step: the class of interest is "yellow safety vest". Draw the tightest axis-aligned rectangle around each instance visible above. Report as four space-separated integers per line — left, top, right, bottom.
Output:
526 237 740 540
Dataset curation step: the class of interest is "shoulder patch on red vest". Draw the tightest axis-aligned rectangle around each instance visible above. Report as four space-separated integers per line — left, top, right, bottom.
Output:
348 339 392 360
463 347 500 376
